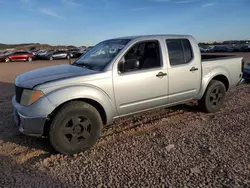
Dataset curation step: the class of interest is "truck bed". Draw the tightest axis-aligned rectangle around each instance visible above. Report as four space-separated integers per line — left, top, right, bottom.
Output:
201 54 243 89
201 54 236 62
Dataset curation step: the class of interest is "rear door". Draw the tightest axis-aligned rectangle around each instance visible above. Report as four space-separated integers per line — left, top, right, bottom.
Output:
165 38 201 104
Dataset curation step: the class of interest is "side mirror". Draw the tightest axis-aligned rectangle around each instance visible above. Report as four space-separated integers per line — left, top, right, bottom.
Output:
122 59 140 72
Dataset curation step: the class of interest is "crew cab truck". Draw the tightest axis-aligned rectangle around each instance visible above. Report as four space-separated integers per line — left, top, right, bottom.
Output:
12 35 244 155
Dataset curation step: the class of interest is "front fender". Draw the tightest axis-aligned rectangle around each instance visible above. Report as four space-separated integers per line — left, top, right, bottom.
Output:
196 67 231 100
45 85 117 124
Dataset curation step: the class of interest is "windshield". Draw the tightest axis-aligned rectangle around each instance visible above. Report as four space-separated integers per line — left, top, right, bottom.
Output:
73 39 131 71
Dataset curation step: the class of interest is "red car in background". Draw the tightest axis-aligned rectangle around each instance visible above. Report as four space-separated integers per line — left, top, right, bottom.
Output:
1 51 34 63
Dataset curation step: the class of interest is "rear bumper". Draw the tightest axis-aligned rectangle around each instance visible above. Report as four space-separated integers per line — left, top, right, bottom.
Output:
243 72 250 80
236 78 245 86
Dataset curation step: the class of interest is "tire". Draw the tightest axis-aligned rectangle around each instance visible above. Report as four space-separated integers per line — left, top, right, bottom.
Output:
49 101 102 155
198 80 226 113
49 56 53 61
5 57 10 63
27 57 32 62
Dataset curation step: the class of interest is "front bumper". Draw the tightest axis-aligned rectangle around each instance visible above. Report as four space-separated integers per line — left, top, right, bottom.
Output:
13 108 46 137
12 96 50 137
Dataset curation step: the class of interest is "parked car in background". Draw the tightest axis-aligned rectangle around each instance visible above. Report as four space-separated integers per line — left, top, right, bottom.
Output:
241 45 250 52
243 62 250 81
12 34 244 154
1 51 34 62
0 52 5 62
199 47 206 53
225 46 234 52
69 48 88 58
214 46 229 52
33 49 44 55
35 50 55 60
46 50 71 60
204 46 214 52
29 49 40 55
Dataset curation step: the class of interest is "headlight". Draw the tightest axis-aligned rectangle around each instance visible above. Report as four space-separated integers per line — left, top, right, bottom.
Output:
20 89 44 106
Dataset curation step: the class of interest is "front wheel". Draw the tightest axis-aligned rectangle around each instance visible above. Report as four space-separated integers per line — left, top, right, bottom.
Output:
27 57 32 62
198 80 226 113
49 101 102 155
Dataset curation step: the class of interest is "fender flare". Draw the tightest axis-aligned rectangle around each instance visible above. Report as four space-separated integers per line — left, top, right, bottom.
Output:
196 67 231 100
45 85 117 124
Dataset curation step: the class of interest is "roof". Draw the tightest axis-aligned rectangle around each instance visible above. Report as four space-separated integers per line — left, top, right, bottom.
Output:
109 34 193 40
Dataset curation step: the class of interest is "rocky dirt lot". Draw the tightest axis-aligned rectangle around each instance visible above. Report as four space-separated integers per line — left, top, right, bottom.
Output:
0 55 250 188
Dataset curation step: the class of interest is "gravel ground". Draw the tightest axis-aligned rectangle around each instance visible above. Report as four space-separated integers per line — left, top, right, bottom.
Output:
0 56 250 188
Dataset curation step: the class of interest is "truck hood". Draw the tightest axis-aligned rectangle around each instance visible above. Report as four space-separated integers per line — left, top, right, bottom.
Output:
15 64 98 89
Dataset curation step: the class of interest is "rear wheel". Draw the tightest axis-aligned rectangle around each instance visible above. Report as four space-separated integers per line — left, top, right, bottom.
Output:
198 80 226 113
49 101 102 155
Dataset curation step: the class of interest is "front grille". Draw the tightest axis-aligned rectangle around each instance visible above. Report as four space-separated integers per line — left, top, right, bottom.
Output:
15 86 24 103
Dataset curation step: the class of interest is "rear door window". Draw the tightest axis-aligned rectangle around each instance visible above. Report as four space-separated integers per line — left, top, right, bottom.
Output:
182 39 193 63
166 39 185 66
166 39 193 66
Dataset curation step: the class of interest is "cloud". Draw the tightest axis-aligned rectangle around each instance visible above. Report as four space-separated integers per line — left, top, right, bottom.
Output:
130 7 148 11
61 0 82 7
202 3 215 8
39 8 64 19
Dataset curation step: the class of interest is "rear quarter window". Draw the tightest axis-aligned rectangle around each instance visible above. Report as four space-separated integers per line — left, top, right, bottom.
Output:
166 39 185 66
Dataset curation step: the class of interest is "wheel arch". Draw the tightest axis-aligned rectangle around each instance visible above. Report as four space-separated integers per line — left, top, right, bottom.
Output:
212 75 229 91
43 98 108 136
41 85 117 136
196 69 231 100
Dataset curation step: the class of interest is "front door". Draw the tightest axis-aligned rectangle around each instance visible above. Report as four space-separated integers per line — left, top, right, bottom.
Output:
113 40 169 116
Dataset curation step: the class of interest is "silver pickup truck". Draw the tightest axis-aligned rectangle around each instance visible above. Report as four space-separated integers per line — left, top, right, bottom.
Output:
12 35 244 154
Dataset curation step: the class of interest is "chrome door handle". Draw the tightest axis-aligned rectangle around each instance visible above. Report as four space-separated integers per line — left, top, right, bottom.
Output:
156 72 167 77
190 67 198 72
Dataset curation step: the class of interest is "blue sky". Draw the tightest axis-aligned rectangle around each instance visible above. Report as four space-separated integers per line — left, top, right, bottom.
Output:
0 0 249 46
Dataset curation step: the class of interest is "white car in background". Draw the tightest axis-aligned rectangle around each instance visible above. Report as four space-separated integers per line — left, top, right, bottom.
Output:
205 46 214 52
